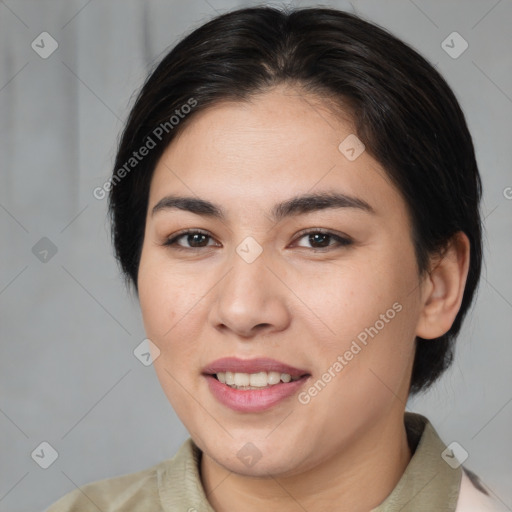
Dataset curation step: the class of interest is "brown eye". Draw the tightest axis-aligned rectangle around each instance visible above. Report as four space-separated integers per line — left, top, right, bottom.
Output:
306 232 331 248
294 230 353 250
183 233 210 247
163 230 218 250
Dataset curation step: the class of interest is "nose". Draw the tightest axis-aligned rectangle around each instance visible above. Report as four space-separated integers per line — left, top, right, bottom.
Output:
208 246 291 339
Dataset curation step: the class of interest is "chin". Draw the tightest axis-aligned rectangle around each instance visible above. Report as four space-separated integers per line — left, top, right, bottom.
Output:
202 436 313 479
220 452 301 478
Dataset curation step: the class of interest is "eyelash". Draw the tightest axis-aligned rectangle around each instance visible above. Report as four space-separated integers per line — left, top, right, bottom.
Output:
162 228 353 252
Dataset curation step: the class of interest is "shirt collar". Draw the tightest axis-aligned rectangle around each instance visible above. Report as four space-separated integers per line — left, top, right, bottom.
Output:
371 412 462 511
157 412 461 512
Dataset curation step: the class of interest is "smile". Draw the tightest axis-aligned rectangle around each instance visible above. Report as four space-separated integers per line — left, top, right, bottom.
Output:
216 371 302 389
203 357 310 412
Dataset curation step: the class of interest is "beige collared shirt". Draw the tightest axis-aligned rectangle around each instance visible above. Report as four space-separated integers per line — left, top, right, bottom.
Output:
45 413 503 511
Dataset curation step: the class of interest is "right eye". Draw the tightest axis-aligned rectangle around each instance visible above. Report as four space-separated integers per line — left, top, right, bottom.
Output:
162 229 220 250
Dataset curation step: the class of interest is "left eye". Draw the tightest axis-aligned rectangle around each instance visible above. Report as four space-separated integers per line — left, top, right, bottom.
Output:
294 230 352 250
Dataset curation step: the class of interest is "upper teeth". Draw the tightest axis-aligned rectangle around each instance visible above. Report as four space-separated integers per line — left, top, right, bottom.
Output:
216 371 299 388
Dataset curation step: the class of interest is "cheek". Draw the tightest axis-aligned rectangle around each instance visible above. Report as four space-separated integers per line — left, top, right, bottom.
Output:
137 248 221 377
138 249 202 339
295 249 419 395
293 249 417 342
137 256 204 413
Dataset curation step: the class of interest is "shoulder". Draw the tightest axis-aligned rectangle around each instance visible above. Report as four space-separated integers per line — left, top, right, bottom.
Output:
44 462 163 512
455 467 508 512
43 438 200 512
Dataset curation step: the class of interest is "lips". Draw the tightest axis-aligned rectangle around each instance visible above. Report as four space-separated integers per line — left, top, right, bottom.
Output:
202 357 309 378
202 357 310 413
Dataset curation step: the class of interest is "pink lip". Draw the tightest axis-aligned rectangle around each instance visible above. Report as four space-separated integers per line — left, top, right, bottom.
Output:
202 357 310 413
202 357 308 377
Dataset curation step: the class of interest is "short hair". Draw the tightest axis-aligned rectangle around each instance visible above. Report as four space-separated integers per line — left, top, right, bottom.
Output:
108 6 483 395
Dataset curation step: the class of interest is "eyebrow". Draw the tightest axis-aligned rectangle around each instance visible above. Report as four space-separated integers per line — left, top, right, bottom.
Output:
151 191 374 221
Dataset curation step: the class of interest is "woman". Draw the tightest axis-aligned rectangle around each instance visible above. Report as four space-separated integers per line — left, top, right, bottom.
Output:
47 6 504 511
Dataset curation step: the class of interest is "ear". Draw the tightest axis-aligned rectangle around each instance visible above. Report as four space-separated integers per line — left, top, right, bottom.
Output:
416 232 470 340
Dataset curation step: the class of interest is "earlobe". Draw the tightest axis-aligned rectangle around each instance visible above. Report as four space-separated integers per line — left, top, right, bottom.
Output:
416 232 470 340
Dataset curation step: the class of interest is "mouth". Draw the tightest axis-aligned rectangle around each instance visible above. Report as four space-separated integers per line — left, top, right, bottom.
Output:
212 370 304 389
202 357 311 412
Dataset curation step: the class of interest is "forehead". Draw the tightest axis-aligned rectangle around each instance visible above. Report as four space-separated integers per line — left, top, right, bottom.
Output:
148 86 403 220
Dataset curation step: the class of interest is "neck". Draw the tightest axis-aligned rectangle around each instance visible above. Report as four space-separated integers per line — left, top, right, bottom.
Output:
200 411 412 512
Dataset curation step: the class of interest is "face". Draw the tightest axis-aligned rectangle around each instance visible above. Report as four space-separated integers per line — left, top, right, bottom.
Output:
138 85 425 477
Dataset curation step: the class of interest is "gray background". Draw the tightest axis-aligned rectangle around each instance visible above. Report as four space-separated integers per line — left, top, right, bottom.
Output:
0 1 511 511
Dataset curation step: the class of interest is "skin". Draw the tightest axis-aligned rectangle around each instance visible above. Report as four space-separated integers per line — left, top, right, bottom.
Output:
137 84 470 512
